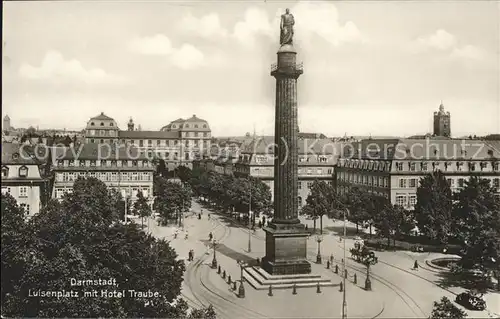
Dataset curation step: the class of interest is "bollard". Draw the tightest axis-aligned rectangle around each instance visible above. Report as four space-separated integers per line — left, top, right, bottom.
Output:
339 281 343 292
292 283 297 295
354 273 357 284
335 264 339 274
327 260 330 269
414 260 419 270
316 282 321 294
233 281 237 290
268 285 273 296
218 265 221 274
223 270 226 279
344 269 348 279
228 275 232 285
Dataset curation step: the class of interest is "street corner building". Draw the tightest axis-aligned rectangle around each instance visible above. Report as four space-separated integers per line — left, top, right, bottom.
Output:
1 142 51 216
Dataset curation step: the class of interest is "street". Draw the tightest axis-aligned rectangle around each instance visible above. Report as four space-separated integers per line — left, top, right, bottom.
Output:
146 201 500 319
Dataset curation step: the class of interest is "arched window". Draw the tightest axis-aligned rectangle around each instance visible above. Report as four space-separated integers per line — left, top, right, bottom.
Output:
19 166 28 177
110 123 114 126
203 124 207 128
172 125 176 128
194 124 198 128
90 122 95 126
100 122 104 126
1 166 9 178
185 124 189 128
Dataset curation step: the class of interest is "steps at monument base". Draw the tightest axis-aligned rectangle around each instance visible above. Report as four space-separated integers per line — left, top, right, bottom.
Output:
253 266 322 280
243 267 337 290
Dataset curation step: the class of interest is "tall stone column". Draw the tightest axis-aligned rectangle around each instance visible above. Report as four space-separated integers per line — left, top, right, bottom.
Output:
262 44 311 275
272 44 302 224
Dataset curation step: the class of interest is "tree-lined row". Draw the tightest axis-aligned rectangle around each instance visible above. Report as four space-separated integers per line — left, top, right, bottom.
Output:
186 166 273 217
1 177 214 318
303 171 499 290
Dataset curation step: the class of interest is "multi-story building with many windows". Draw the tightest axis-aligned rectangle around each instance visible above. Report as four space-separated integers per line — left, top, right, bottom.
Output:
336 138 500 210
51 144 154 205
83 113 211 169
1 143 50 216
226 137 341 208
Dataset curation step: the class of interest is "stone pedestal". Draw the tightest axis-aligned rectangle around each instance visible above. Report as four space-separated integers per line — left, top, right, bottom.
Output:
262 223 311 275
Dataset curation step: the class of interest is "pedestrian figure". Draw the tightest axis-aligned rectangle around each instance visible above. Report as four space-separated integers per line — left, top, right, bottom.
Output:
305 224 308 231
258 220 262 228
413 260 419 270
198 213 201 220
330 254 334 263
185 232 189 240
174 231 178 239
208 213 211 220
188 250 192 261
209 232 213 241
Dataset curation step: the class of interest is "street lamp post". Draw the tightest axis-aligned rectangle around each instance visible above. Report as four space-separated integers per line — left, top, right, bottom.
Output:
342 208 348 319
248 178 252 253
237 260 247 298
211 240 218 269
364 252 378 291
316 235 323 264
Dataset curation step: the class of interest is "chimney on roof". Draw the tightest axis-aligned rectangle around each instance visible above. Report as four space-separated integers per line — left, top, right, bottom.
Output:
101 112 104 115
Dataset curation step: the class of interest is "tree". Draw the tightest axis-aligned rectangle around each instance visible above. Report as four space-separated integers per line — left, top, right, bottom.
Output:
1 193 29 308
344 187 371 233
429 297 467 319
1 178 212 318
374 203 415 246
188 305 216 319
414 171 453 243
175 166 192 184
133 190 152 229
156 158 168 178
154 177 192 226
452 177 500 287
306 180 336 234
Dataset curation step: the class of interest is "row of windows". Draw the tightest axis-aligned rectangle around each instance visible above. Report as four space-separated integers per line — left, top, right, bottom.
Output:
2 166 29 178
87 130 117 137
130 138 209 147
340 160 390 171
1 186 30 198
299 181 333 190
171 123 208 129
89 121 114 127
56 171 152 182
337 186 389 199
57 160 151 168
398 178 418 188
395 161 499 172
55 187 151 199
395 193 417 208
338 172 389 188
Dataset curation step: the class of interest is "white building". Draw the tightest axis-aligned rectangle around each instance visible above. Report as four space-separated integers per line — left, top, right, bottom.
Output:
1 143 49 216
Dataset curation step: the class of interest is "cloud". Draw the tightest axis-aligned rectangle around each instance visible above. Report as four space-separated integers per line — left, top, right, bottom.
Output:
129 34 208 69
232 2 364 47
450 45 486 61
177 12 228 38
233 8 274 46
291 2 364 46
18 50 126 84
128 34 173 55
409 29 486 62
170 44 205 69
413 29 457 52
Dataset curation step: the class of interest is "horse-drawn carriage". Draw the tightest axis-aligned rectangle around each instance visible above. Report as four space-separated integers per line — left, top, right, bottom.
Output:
350 242 378 264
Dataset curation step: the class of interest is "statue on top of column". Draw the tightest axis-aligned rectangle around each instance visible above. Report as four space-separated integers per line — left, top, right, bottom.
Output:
280 8 295 45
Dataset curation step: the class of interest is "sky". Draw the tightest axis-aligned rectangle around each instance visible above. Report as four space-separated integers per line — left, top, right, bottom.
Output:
2 0 499 137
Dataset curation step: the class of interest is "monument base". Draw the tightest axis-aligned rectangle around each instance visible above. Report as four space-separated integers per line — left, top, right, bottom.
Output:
262 222 311 275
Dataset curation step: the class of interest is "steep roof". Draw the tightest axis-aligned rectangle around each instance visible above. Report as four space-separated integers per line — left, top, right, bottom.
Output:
343 138 500 161
50 144 148 160
90 112 114 121
241 137 341 155
118 130 180 139
1 142 48 165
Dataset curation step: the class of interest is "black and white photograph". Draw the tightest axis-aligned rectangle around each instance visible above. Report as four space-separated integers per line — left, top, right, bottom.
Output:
1 1 499 318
